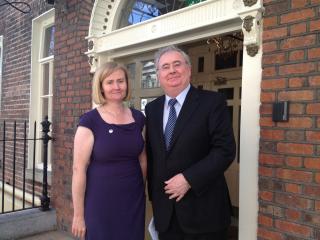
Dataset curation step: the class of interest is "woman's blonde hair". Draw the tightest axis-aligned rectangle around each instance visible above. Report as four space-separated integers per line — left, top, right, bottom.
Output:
92 62 130 105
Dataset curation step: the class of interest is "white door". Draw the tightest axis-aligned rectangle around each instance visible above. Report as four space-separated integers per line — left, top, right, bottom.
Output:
117 38 242 215
188 43 242 209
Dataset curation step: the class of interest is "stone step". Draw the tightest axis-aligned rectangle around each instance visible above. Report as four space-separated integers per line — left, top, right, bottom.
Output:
0 209 56 240
19 231 74 240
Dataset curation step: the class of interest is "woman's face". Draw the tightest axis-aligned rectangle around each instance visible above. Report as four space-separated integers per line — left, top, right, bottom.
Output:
101 69 127 103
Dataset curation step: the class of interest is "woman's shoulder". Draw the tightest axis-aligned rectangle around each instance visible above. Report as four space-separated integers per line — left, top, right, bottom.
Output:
79 108 98 128
130 107 144 116
130 107 145 124
80 108 97 119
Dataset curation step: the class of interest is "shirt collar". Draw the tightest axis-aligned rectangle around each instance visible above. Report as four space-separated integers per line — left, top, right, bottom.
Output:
165 84 191 107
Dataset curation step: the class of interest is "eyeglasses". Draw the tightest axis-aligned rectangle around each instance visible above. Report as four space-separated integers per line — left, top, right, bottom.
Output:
157 61 188 72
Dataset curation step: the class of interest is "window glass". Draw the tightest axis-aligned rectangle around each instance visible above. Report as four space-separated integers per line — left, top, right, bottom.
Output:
43 25 55 58
42 63 50 95
41 97 49 119
215 51 238 70
198 56 204 73
118 0 206 28
218 88 234 100
0 36 3 109
141 97 156 114
126 63 136 90
141 60 159 89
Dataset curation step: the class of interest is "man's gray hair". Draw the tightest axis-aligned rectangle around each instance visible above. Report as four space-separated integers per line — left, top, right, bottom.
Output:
154 45 191 70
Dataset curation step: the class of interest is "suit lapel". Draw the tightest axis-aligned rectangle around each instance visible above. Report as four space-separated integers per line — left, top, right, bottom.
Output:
153 96 166 152
168 86 200 153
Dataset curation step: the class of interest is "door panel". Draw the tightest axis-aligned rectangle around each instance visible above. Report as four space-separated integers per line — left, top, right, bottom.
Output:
117 53 163 111
189 44 242 208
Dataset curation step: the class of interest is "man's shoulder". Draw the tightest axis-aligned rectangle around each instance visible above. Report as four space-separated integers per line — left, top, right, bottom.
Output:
146 96 164 109
194 88 223 101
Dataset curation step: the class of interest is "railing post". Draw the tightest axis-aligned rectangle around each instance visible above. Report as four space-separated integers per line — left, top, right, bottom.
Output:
40 116 52 211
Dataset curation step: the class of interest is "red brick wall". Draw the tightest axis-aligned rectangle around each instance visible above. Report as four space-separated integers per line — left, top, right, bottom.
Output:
259 0 320 239
0 0 51 119
0 0 52 200
51 0 93 231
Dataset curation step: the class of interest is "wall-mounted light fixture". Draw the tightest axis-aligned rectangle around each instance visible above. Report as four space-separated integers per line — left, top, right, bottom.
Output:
272 101 290 122
214 76 227 86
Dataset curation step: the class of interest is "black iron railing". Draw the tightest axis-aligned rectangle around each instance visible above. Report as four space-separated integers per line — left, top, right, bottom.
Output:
0 117 52 214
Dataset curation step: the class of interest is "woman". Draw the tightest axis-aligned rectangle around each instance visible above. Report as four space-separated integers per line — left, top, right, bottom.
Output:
72 62 146 240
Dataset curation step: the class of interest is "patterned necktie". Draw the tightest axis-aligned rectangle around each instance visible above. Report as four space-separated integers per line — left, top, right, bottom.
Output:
164 98 177 150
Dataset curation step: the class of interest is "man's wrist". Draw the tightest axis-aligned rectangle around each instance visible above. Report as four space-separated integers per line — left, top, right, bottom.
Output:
182 173 191 189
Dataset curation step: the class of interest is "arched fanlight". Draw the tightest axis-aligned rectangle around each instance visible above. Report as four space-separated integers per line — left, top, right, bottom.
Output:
118 0 207 29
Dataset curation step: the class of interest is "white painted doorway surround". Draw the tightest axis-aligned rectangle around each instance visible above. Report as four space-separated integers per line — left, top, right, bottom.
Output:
86 1 264 239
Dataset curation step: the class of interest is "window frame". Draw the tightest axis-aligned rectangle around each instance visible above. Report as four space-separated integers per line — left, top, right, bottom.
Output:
28 9 55 171
0 35 3 110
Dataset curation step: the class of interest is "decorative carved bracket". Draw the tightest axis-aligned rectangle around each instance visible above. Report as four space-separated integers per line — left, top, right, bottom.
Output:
246 44 259 57
233 0 263 57
85 36 99 72
88 55 98 73
236 5 263 57
88 40 94 51
243 15 254 32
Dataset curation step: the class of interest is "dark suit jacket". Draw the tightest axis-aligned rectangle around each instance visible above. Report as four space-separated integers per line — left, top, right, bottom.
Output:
145 86 236 234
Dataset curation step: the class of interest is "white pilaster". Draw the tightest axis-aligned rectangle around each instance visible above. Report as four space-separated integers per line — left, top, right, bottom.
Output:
235 0 263 239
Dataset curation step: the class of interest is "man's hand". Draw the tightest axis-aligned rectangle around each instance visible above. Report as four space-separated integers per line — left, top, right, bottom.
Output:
164 173 191 202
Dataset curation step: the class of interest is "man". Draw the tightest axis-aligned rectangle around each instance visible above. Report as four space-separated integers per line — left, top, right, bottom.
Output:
145 45 236 240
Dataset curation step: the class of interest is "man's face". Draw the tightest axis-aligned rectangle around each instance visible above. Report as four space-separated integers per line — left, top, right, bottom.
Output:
157 51 191 97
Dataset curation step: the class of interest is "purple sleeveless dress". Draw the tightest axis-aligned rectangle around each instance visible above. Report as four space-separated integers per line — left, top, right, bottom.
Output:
78 108 146 240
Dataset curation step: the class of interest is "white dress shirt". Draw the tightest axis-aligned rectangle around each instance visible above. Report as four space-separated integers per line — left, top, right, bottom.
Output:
163 84 191 132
